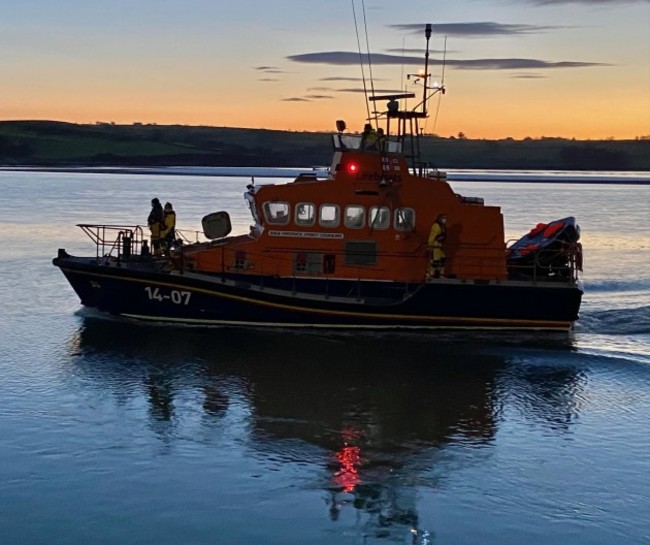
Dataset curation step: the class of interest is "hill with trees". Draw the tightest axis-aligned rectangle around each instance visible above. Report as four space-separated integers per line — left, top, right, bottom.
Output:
1 120 648 170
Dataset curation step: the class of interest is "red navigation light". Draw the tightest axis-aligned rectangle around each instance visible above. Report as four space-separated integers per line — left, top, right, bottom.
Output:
346 162 358 174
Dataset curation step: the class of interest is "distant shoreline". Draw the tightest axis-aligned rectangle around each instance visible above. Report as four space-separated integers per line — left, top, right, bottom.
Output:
2 120 649 172
3 165 649 184
0 121 650 173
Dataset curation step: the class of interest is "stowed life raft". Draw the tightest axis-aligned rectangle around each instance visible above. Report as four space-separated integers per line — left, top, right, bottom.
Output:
506 217 582 280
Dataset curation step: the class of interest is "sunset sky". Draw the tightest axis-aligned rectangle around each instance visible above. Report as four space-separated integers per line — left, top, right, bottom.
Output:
1 0 648 139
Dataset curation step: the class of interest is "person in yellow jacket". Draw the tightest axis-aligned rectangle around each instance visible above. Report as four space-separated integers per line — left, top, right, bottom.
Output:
427 213 447 278
361 123 378 150
160 202 177 255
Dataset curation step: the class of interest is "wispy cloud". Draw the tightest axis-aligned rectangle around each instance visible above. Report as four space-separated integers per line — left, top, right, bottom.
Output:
336 88 406 94
281 97 310 102
320 76 364 82
388 22 560 37
512 73 548 78
287 51 607 70
289 51 417 65
453 59 607 69
384 48 454 54
304 94 334 99
254 66 289 74
259 78 279 82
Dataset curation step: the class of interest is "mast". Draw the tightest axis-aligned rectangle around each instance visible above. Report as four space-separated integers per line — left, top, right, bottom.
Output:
422 23 432 118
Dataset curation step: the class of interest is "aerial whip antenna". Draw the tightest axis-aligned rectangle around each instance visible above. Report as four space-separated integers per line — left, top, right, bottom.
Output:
430 35 448 134
361 0 379 126
441 35 448 90
351 0 372 122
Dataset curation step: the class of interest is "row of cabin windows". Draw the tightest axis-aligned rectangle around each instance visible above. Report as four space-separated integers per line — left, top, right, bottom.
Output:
263 202 415 231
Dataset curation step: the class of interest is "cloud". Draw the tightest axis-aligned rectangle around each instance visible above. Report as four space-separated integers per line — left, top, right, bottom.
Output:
280 93 334 102
319 76 364 82
388 22 559 37
454 59 607 69
289 51 418 65
385 48 453 54
336 88 406 94
511 73 548 79
254 66 288 74
287 51 607 70
259 78 280 82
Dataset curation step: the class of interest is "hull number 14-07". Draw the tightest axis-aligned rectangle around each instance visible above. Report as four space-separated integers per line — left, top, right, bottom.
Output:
145 286 191 305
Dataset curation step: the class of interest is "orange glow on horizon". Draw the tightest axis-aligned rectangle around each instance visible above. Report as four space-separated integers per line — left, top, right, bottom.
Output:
1 72 648 140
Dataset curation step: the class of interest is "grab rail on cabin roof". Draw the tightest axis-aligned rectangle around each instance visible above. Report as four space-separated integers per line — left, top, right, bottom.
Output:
332 134 402 153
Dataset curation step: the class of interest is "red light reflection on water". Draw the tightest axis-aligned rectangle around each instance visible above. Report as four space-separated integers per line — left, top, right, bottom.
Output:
333 429 363 493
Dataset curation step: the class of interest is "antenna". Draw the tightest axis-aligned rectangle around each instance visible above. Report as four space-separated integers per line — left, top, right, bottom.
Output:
430 35 448 134
440 35 448 91
422 23 432 117
361 0 379 126
351 0 371 122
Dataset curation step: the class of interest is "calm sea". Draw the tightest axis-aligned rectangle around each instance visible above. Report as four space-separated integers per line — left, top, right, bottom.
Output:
1 170 649 545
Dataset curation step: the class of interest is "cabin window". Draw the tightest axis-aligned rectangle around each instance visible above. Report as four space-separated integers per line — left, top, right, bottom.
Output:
368 206 390 230
344 205 366 229
345 241 377 266
263 201 290 225
233 250 247 271
319 204 340 228
293 252 322 275
295 203 316 227
394 207 415 231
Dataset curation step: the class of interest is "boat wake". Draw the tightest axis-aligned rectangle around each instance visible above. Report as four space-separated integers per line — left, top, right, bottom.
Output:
584 279 650 293
576 305 650 335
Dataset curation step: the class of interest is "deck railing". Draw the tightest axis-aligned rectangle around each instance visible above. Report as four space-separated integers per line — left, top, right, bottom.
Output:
77 224 145 260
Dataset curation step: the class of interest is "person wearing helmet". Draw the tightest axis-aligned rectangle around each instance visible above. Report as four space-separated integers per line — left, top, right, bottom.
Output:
160 202 176 255
147 198 164 256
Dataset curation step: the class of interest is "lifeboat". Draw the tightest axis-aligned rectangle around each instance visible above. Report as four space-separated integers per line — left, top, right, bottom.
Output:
52 25 583 331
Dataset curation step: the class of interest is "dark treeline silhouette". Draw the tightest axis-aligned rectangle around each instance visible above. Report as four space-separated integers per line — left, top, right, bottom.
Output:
1 120 648 170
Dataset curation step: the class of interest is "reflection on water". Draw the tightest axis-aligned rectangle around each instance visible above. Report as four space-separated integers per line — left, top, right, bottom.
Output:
64 317 588 543
2 173 649 544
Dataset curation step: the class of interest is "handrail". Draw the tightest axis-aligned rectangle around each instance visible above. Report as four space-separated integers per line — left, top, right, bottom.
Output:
506 245 581 283
77 224 145 260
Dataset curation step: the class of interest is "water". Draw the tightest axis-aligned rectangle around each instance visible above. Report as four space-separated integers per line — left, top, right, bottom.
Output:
1 170 649 545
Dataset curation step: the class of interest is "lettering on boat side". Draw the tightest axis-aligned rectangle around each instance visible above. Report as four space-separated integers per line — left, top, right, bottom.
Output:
268 231 344 239
356 172 402 183
144 286 191 305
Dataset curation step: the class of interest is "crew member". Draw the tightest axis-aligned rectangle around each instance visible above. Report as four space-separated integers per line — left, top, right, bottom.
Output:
427 213 447 279
160 202 176 255
376 127 387 153
147 198 164 256
361 123 378 150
